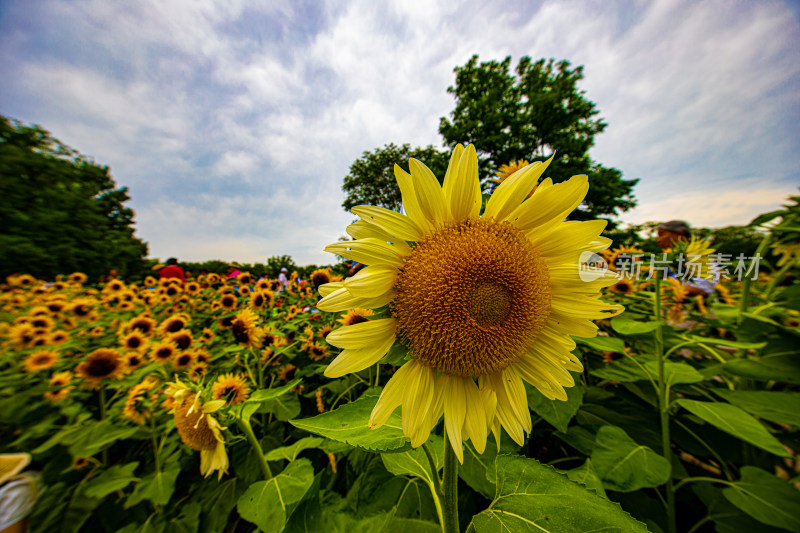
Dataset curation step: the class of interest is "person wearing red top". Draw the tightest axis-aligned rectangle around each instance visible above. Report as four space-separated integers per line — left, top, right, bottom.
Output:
158 258 186 283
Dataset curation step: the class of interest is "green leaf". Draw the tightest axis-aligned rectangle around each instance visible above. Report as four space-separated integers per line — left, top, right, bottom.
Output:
642 361 705 385
611 316 663 335
574 335 626 354
239 379 302 422
381 434 443 487
723 355 800 384
459 441 499 499
237 459 315 533
125 461 181 508
471 455 649 532
200 479 239 533
527 380 584 433
563 459 607 498
260 392 302 421
590 425 671 492
290 389 411 453
676 399 791 457
83 461 139 499
265 437 325 461
687 335 767 350
723 466 800 531
66 421 139 457
247 379 302 403
164 502 201 533
714 389 800 427
592 354 657 383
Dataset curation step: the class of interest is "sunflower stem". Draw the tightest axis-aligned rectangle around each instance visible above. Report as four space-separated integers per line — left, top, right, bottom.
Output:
99 385 108 465
422 442 445 528
237 417 272 480
442 433 460 533
654 275 676 533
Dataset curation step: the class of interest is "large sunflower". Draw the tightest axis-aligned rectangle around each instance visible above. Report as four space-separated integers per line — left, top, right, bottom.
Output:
318 144 621 461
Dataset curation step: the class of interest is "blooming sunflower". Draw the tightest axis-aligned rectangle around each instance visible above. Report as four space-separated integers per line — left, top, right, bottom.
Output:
150 340 178 364
337 308 373 327
168 329 193 351
310 268 333 289
68 272 88 284
120 331 148 352
230 308 264 348
610 278 637 294
211 373 250 405
76 348 124 388
318 144 621 461
45 371 74 402
128 315 157 337
24 350 60 372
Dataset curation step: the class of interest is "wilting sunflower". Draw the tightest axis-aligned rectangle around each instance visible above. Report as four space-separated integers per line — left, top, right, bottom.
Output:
230 308 264 348
45 371 74 402
24 350 60 372
76 348 124 388
318 144 621 461
167 382 228 480
211 373 250 405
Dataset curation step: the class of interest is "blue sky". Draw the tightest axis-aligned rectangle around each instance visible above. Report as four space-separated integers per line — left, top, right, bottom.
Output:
1 0 798 266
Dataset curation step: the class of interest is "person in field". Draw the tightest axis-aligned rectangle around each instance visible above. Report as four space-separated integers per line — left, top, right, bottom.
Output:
158 258 186 283
656 220 717 296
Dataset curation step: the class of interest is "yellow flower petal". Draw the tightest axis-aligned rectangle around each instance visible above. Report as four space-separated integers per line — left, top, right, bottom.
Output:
325 318 397 350
409 158 449 226
347 219 392 241
462 377 488 454
351 205 423 242
395 164 435 234
318 281 343 297
323 332 396 378
442 375 467 463
484 155 554 222
402 361 435 447
317 286 393 313
509 174 589 234
343 265 397 298
370 362 414 428
443 144 481 222
324 238 406 267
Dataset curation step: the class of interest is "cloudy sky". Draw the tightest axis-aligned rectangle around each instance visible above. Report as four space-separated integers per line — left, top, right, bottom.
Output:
1 0 798 266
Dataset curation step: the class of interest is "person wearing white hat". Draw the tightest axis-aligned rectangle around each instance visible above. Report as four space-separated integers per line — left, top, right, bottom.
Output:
278 267 289 289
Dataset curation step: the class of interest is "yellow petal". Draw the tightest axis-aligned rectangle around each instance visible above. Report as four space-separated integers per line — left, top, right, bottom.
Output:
509 174 589 234
441 375 466 463
343 265 397 298
551 294 624 319
318 281 343 297
484 155 554 222
324 238 406 267
402 361 435 447
408 158 449 226
528 220 608 260
395 164 434 234
323 333 396 378
546 311 599 338
347 219 392 241
351 205 423 242
325 318 397 350
443 144 481 223
462 378 488 454
369 362 413 428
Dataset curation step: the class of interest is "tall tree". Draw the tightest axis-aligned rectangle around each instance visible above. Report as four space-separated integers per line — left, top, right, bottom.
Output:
341 143 448 212
0 115 148 281
439 55 638 223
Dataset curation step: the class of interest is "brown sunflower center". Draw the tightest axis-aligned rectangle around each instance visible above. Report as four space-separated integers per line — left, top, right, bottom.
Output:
87 353 120 378
393 218 551 378
174 401 218 451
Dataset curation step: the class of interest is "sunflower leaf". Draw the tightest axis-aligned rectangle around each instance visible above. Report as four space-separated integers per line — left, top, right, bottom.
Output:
676 399 791 457
290 388 411 453
471 454 649 532
611 316 664 335
713 389 800 427
723 466 800 531
237 459 315 533
590 425 671 492
526 379 584 433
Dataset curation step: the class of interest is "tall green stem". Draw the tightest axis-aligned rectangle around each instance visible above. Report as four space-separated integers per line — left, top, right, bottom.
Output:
442 434 460 533
238 418 273 480
99 385 108 465
654 275 676 533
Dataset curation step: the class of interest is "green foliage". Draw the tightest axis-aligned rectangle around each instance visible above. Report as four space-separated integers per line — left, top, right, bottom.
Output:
0 115 147 281
341 143 448 213
439 55 638 223
266 254 298 278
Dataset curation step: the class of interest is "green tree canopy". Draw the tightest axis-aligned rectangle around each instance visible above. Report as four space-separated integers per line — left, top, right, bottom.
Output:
439 55 638 223
341 143 448 212
0 115 148 281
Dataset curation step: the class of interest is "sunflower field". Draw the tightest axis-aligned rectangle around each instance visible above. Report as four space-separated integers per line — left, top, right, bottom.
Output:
2 151 800 533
